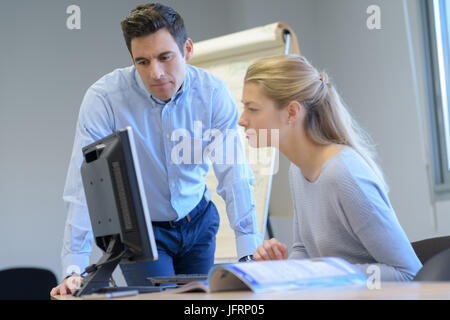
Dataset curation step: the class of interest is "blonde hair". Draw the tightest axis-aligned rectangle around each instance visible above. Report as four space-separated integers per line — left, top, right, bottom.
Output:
245 54 388 190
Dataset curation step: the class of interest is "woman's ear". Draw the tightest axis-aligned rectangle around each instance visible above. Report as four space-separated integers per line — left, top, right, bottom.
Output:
286 100 302 125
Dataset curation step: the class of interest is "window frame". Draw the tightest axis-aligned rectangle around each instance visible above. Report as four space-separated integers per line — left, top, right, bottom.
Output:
423 0 450 199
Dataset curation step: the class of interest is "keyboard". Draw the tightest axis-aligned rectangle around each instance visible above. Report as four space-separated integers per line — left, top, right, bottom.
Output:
148 274 208 286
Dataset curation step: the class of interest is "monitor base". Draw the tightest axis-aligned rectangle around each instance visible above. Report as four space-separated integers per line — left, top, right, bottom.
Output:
94 286 167 294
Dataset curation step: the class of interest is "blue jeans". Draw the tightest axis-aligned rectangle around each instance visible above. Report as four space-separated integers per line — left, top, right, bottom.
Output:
119 196 220 286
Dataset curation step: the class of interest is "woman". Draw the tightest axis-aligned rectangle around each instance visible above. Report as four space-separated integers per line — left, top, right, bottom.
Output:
238 55 422 281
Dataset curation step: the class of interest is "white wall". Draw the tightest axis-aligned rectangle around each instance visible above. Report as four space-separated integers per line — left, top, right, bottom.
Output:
1 0 448 284
309 0 450 241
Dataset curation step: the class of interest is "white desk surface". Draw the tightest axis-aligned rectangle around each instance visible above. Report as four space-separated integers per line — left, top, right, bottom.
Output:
54 281 450 300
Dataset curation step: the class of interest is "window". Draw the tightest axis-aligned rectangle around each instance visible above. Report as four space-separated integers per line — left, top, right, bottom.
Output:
424 0 450 199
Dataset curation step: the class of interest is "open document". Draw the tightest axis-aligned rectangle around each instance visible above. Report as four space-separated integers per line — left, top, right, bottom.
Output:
167 257 367 293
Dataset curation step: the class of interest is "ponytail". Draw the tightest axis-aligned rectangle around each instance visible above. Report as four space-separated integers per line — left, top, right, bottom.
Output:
245 55 389 191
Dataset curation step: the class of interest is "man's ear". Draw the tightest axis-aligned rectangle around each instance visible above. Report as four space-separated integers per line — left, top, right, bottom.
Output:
184 38 194 62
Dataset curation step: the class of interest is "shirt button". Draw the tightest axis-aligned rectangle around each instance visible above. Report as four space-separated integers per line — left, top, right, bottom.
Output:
166 134 170 139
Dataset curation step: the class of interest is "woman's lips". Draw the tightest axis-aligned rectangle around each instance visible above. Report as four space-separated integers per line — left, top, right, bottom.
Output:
245 131 256 139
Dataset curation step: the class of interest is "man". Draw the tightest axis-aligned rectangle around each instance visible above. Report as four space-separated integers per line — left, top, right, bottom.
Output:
51 3 260 296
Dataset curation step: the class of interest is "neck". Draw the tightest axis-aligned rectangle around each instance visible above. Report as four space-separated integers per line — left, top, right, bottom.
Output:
279 125 343 182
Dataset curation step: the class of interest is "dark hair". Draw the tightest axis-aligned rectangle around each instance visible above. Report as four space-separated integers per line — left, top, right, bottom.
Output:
120 3 187 56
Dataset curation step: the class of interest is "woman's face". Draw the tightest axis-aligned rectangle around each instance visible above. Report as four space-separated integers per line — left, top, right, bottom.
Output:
238 82 286 148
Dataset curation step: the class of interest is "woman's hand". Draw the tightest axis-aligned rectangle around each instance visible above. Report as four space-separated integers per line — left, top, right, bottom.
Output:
254 238 288 261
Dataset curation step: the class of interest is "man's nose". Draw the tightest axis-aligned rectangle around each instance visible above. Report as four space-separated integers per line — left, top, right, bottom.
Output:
150 61 164 80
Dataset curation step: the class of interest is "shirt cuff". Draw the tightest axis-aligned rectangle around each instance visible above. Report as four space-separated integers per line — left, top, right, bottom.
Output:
62 253 90 278
235 232 263 259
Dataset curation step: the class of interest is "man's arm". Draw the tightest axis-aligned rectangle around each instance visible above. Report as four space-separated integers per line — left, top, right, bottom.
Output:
208 82 262 259
61 87 114 278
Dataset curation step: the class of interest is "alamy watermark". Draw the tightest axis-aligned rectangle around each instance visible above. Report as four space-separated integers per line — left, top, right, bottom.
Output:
367 5 381 30
170 121 279 175
65 265 83 289
66 5 81 30
66 5 382 31
366 264 382 290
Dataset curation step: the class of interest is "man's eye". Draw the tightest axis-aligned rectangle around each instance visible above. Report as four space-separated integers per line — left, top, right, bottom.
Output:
248 108 258 112
160 55 171 61
138 60 148 65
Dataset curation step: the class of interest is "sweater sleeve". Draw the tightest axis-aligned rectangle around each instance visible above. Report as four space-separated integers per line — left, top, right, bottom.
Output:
290 210 310 260
288 164 310 260
336 165 422 281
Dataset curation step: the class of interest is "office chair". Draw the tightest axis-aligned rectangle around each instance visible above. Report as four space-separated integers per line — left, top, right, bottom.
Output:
413 248 450 281
0 267 58 300
411 235 450 264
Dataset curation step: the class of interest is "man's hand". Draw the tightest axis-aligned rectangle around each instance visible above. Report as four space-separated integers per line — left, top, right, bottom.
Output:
253 238 288 261
50 275 83 297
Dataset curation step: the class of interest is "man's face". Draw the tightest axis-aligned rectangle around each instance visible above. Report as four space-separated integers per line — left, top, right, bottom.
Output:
131 28 193 102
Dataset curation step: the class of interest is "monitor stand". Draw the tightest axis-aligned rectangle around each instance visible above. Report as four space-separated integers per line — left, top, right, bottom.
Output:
72 235 125 297
72 235 165 297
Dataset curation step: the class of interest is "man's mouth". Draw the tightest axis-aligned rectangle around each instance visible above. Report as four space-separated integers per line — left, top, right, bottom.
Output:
151 82 170 88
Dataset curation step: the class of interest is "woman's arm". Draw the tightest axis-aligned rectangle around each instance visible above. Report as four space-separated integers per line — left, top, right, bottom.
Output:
290 210 310 260
337 165 422 281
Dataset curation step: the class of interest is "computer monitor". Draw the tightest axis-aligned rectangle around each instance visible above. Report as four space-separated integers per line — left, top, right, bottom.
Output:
72 126 158 297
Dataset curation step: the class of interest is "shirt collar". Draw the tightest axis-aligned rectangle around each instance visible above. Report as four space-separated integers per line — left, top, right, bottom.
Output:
133 65 190 106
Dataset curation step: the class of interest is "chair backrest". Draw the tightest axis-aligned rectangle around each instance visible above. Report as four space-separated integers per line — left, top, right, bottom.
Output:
411 236 450 264
414 248 450 281
0 267 58 300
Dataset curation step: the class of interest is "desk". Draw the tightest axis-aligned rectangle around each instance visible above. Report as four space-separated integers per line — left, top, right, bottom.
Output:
53 282 450 300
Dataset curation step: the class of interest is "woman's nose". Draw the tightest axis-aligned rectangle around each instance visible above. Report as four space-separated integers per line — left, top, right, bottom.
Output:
238 113 247 127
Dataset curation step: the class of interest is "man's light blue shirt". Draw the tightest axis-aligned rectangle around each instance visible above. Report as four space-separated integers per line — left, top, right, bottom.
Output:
61 64 261 277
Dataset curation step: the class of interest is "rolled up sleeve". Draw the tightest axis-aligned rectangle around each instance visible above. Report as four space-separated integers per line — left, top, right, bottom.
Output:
60 87 114 277
210 83 262 258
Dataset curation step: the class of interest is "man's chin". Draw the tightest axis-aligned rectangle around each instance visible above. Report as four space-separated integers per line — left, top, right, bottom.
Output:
150 91 174 102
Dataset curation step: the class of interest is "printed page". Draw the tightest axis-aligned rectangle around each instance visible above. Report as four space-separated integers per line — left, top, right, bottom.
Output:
225 258 366 292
